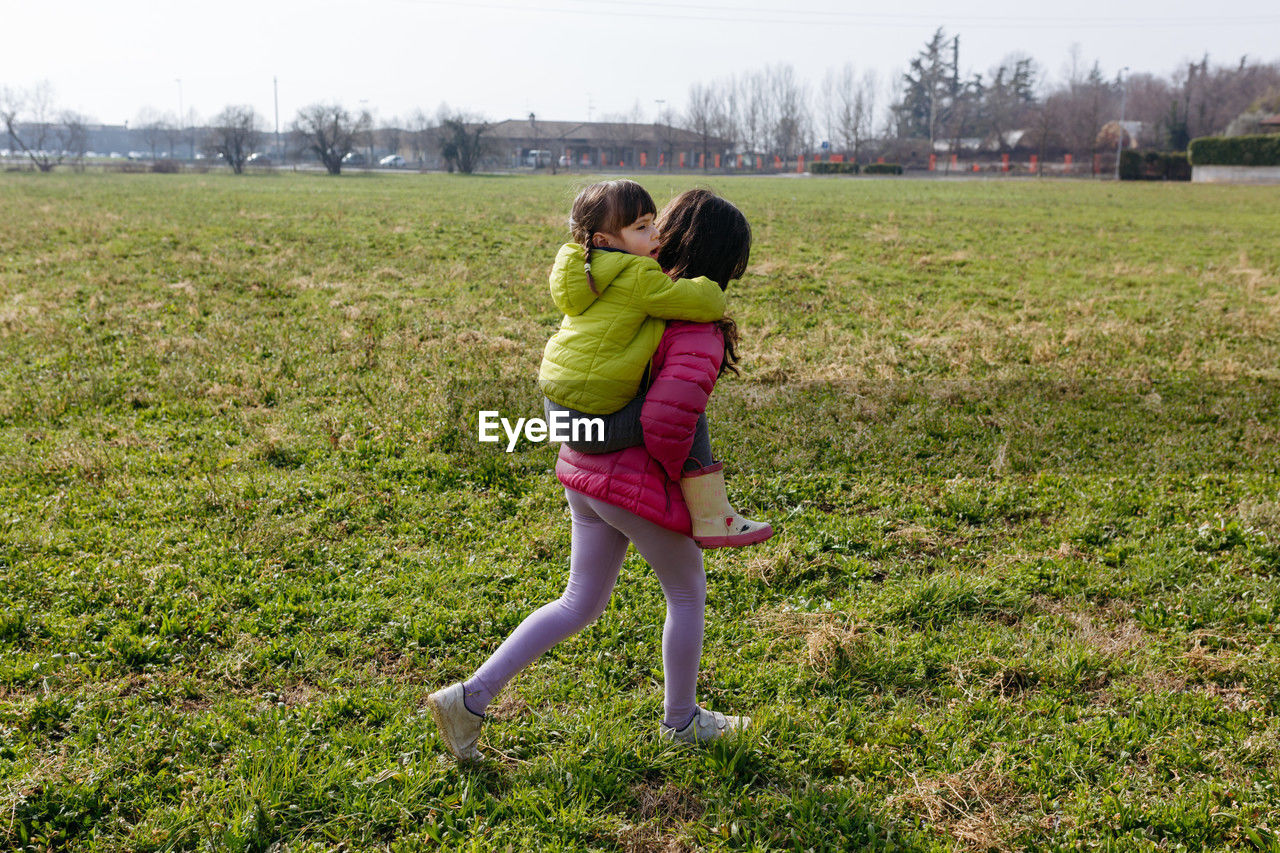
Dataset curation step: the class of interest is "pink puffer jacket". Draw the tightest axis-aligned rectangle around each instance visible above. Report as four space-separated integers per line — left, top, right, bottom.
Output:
555 321 724 534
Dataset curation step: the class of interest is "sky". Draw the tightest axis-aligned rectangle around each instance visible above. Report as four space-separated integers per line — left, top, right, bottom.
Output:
3 0 1279 129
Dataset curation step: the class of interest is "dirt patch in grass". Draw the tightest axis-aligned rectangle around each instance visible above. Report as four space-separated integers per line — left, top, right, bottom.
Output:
629 780 706 823
615 825 695 853
614 780 704 853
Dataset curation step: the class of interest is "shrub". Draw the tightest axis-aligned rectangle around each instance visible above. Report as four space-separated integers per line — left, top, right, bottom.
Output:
808 161 861 175
1187 135 1280 167
863 163 904 175
150 159 181 174
1119 150 1191 181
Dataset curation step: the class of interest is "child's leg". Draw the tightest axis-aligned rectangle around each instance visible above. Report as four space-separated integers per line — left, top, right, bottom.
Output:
462 489 629 714
582 494 706 731
685 413 713 472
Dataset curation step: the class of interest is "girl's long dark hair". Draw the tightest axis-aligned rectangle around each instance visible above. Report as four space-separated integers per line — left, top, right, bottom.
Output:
655 189 751 375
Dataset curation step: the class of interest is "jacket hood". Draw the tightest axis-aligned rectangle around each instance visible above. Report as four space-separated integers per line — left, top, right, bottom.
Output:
549 243 653 316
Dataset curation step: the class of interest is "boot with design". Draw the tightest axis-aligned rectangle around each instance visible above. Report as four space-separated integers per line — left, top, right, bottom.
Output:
679 462 773 548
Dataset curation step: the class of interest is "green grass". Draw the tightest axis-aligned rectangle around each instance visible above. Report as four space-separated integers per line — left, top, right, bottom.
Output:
1 172 1279 851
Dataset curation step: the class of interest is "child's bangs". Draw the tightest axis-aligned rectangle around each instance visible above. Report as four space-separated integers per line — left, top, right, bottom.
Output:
603 181 657 233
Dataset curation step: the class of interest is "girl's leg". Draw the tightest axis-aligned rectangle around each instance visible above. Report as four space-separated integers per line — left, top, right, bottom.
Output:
580 495 707 731
462 490 629 714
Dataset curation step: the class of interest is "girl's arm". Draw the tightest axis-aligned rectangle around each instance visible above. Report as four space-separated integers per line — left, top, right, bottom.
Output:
641 321 725 481
635 263 726 323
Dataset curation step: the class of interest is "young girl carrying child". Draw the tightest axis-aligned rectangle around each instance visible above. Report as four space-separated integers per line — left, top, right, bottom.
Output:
427 186 766 760
540 179 770 548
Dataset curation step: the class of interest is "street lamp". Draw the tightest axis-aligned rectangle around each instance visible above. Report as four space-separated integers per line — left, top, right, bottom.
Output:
1114 66 1129 181
359 99 372 165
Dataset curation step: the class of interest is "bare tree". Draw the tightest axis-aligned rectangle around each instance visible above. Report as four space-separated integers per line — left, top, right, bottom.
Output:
735 72 768 159
405 109 434 166
2 82 62 172
436 107 489 174
1178 55 1280 142
57 111 90 169
684 82 720 169
654 103 681 170
292 103 370 175
206 105 263 174
1057 47 1115 159
767 64 812 162
1119 72 1175 148
163 114 184 159
167 107 200 160
821 64 878 161
1029 92 1067 172
135 107 169 159
713 82 740 160
378 117 404 164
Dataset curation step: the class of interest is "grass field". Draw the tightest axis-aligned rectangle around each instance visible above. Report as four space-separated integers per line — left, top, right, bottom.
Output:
1 171 1279 851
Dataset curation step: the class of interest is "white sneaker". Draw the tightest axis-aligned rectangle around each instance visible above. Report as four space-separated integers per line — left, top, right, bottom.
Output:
660 706 750 744
426 682 484 762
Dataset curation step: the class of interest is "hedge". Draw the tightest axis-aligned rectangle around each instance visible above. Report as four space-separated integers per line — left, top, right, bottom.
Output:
808 162 860 175
1187 135 1280 167
1119 150 1191 181
862 163 904 175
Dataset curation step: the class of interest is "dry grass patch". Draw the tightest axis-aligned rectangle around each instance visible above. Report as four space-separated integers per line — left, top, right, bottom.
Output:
1180 631 1265 686
888 750 1035 852
0 751 71 834
1051 602 1148 660
484 690 530 722
753 608 863 675
1238 496 1280 538
741 539 846 586
37 439 112 484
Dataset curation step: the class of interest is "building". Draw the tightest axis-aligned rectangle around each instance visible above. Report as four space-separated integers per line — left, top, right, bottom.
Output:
484 119 723 170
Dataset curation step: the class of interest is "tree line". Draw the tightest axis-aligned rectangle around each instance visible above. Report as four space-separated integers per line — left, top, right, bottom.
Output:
670 31 1280 165
5 30 1279 175
2 87 488 175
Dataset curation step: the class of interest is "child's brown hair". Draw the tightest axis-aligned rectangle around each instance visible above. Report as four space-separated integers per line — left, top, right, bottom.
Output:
569 180 657 293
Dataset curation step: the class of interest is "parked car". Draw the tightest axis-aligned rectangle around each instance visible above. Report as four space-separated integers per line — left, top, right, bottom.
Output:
525 149 552 168
342 152 366 165
378 154 405 167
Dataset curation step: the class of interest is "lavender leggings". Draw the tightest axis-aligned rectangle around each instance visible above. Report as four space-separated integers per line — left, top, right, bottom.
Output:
463 489 706 730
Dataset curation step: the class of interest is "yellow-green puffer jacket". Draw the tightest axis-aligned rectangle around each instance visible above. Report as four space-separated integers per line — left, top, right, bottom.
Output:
539 243 726 414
